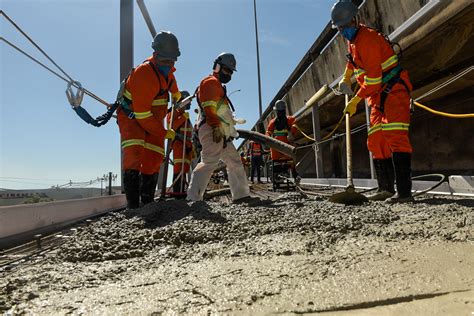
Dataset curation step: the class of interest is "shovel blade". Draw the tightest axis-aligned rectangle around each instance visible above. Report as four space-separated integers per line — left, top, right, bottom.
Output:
329 188 368 205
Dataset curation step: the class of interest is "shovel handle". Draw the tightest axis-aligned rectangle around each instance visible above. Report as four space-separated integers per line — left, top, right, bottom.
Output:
345 95 354 188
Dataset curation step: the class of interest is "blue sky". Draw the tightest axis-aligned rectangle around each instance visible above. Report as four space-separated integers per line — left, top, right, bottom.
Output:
1 0 335 189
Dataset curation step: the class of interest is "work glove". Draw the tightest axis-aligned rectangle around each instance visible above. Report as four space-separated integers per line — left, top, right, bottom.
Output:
287 133 295 143
165 129 176 140
343 95 362 117
337 66 354 95
212 126 224 143
183 112 190 120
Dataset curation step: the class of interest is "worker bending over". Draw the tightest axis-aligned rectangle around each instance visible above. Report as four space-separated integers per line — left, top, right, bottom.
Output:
332 0 414 202
166 90 194 197
117 31 180 209
187 53 250 202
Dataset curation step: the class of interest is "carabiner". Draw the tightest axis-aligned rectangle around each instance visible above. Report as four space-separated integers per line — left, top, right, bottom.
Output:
66 81 84 108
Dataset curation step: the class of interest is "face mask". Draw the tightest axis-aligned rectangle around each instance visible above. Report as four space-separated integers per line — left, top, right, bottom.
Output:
341 26 358 41
158 65 171 76
219 72 232 84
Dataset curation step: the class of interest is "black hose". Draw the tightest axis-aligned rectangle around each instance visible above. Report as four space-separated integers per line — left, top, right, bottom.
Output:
359 173 446 197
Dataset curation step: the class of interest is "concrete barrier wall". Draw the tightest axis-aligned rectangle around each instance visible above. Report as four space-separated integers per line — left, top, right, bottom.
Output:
0 195 126 239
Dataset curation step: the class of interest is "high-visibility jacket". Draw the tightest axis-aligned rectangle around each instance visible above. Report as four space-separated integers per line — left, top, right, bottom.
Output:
346 25 412 107
266 116 297 161
197 74 236 138
248 141 263 157
346 25 413 157
117 56 181 173
120 56 181 138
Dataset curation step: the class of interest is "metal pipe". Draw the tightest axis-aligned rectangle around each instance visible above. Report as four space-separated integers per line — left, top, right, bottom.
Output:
311 103 324 178
136 0 157 38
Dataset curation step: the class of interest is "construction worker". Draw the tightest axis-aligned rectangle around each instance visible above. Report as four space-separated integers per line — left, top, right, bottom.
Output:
266 100 298 181
117 31 181 209
166 90 194 196
266 100 297 161
247 140 264 183
186 52 250 202
332 0 413 202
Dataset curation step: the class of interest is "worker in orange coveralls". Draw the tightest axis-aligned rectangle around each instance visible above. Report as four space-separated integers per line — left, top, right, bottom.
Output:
265 100 297 162
266 100 298 179
117 31 181 209
332 0 414 203
166 90 194 197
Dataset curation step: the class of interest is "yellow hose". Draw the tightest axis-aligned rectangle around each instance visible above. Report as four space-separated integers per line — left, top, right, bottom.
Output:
293 100 473 143
293 124 315 142
414 101 474 118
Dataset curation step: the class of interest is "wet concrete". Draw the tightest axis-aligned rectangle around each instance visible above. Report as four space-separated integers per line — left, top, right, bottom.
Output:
1 192 473 314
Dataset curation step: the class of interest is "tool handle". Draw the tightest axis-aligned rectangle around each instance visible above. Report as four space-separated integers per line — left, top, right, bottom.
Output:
345 95 354 188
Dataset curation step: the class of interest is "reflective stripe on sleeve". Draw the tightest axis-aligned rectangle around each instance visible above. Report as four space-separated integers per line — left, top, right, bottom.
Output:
152 98 168 106
134 111 153 119
202 100 217 108
364 76 382 85
381 54 398 70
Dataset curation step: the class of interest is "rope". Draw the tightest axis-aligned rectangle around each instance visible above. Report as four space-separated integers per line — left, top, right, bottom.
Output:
1 10 74 82
413 101 474 118
415 66 473 101
0 12 110 107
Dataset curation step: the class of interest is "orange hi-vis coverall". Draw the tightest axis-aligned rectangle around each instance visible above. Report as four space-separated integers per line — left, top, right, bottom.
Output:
266 116 297 161
117 56 181 175
187 74 250 201
347 25 413 159
166 109 193 175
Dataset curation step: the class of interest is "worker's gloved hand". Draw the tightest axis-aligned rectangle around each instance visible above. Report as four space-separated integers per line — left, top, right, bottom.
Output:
343 95 362 117
336 66 354 95
212 126 224 143
338 81 353 96
287 133 295 143
183 112 190 120
165 129 176 140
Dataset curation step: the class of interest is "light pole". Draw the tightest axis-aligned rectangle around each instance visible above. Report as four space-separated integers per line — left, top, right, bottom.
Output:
228 89 242 98
253 0 263 129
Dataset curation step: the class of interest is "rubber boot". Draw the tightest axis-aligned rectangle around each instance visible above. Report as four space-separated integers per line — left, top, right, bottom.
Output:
386 152 414 203
140 173 159 205
123 169 140 209
368 159 395 201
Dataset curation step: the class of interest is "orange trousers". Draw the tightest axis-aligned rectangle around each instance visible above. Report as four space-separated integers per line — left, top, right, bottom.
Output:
117 111 165 175
172 140 192 174
367 75 413 159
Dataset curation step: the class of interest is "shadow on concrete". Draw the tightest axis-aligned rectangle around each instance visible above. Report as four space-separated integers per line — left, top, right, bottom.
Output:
124 200 227 229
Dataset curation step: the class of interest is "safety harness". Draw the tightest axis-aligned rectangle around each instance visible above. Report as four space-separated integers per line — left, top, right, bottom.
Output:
272 116 290 138
195 82 237 149
118 61 174 119
346 26 410 113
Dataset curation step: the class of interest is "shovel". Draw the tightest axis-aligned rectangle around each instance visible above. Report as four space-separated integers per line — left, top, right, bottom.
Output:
329 95 368 205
